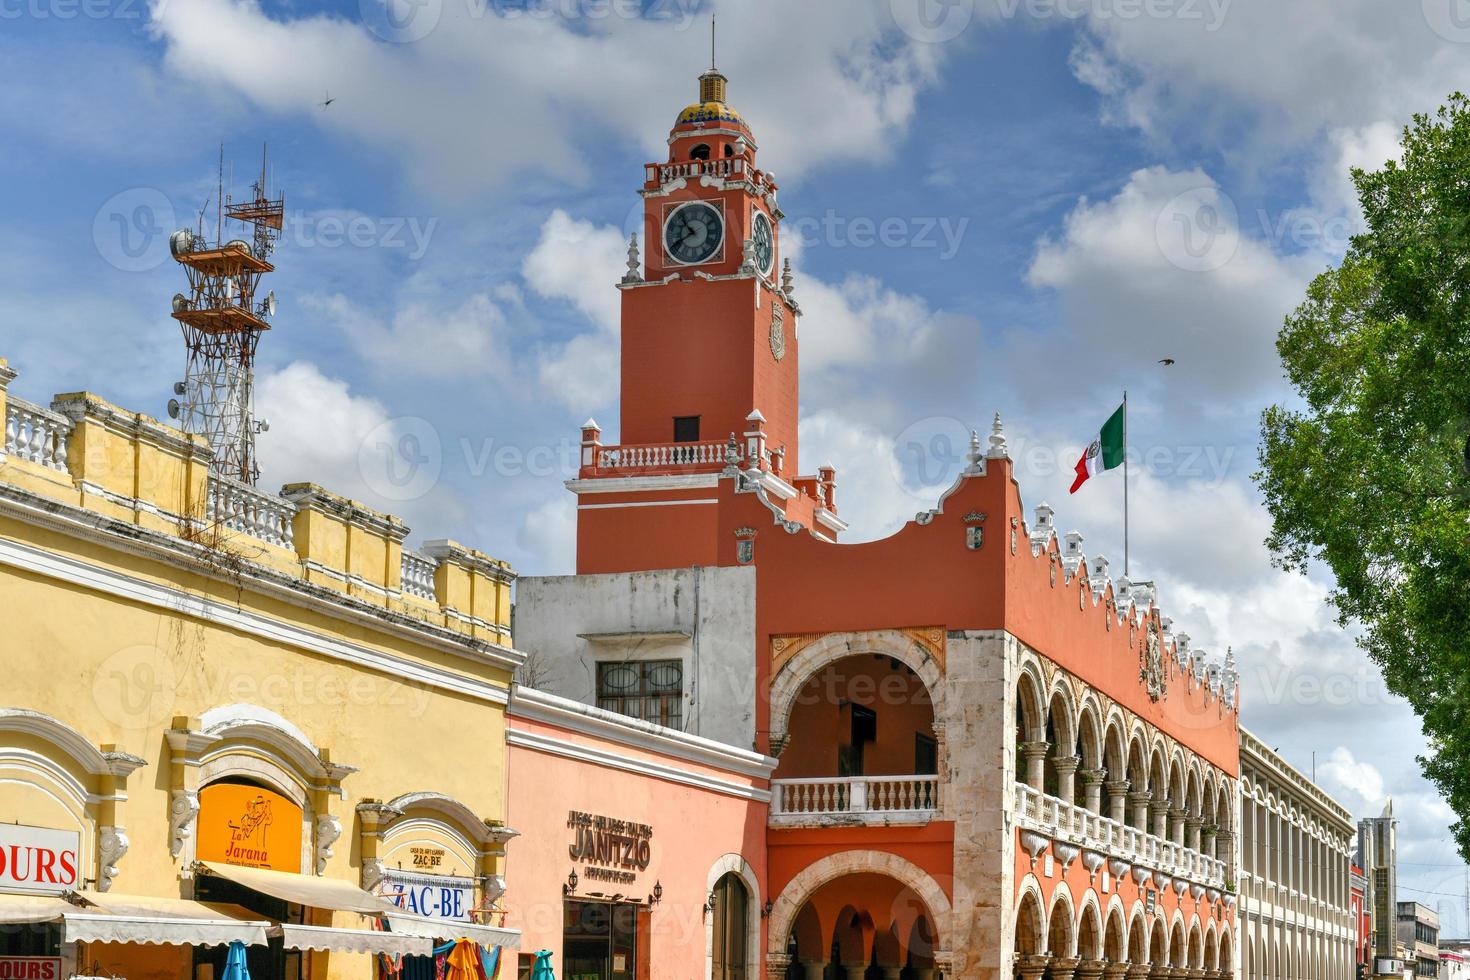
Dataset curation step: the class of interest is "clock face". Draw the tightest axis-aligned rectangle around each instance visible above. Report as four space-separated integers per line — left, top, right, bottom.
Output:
664 202 724 265
751 210 775 275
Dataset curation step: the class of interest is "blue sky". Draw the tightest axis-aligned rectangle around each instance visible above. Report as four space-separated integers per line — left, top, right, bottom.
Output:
5 0 1470 926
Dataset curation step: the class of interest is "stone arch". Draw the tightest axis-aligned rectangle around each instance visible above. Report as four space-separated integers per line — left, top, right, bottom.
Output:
1188 917 1204 968
1076 699 1104 771
1103 899 1126 962
769 630 945 753
1077 891 1103 960
1046 883 1076 958
198 703 349 802
1014 879 1046 957
1148 916 1167 966
1128 908 1147 964
1046 676 1078 751
1169 914 1186 967
705 853 761 980
1102 713 1128 783
766 850 952 962
1204 921 1218 972
1219 924 1234 976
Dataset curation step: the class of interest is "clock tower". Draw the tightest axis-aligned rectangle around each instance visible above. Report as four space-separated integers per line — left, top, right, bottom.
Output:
570 66 844 574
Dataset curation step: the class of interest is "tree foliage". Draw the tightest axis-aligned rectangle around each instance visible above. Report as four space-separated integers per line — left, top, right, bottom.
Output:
1258 93 1470 853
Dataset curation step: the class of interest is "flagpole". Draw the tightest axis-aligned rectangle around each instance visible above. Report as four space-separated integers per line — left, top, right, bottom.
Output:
1123 390 1129 577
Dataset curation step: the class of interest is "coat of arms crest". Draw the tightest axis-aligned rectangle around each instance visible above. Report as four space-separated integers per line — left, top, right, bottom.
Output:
769 301 785 361
1141 622 1168 702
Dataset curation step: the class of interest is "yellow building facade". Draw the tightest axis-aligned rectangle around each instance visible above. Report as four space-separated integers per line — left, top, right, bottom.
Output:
0 356 522 978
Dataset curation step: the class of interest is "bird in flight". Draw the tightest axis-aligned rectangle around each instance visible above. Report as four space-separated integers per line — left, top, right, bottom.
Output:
1158 357 1176 366
320 91 335 109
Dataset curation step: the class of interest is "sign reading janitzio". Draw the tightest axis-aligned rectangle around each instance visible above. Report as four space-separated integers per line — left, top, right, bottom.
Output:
567 811 653 885
0 825 79 895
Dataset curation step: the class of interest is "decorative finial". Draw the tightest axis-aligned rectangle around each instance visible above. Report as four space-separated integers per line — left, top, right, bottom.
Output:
987 412 1009 459
740 238 757 274
622 233 642 284
781 257 794 297
711 13 717 71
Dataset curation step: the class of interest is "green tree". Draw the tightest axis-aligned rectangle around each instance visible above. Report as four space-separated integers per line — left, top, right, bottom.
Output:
1258 93 1470 854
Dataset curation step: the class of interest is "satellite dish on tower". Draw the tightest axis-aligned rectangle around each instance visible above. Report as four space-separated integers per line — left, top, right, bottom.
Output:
173 381 187 396
263 291 277 317
167 399 181 419
226 238 253 257
169 229 196 258
172 293 192 314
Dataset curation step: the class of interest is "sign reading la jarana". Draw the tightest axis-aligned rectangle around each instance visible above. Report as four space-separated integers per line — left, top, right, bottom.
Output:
567 811 653 884
197 783 303 874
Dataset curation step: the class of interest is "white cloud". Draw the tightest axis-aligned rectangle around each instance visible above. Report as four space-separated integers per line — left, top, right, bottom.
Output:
517 495 577 574
304 292 509 378
1027 166 1313 395
146 0 945 195
254 360 464 536
522 210 625 333
799 411 931 543
798 274 937 374
1318 746 1387 811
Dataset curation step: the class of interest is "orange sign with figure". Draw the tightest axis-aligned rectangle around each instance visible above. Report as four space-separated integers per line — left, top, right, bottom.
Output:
197 783 302 873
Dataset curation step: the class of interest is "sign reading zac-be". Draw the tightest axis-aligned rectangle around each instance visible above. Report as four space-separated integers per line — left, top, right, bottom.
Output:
197 783 303 874
0 825 79 894
567 811 652 885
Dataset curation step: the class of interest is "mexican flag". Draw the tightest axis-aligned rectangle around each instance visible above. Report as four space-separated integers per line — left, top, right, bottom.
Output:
1070 403 1126 494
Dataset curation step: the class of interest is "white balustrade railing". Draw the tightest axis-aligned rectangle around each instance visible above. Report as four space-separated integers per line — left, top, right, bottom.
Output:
207 476 295 549
4 397 71 473
1014 782 1227 889
596 441 734 470
771 775 938 823
401 549 438 601
657 158 747 183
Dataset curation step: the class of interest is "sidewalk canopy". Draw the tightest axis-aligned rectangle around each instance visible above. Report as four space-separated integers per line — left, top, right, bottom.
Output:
65 892 271 948
198 862 396 916
0 894 73 925
384 910 522 949
197 862 435 956
275 922 431 957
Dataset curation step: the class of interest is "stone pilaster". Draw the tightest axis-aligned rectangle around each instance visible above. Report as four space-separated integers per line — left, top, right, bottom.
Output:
1106 779 1130 824
1077 958 1107 980
1052 956 1082 980
1170 808 1188 847
1016 953 1052 980
1102 962 1131 980
1151 800 1171 840
1020 741 1050 792
1081 769 1107 813
766 953 793 980
1054 755 1081 805
1186 817 1203 852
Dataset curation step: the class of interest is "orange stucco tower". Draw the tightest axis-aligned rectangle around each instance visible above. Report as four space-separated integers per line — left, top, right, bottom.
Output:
573 66 841 575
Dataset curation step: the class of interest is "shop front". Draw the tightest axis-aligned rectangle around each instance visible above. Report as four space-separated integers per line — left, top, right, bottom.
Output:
504 688 773 980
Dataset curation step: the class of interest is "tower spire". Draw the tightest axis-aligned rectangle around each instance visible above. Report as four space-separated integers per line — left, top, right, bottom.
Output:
699 13 727 104
711 12 716 71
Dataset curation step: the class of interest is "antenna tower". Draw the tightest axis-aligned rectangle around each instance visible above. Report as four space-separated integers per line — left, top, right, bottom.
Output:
167 145 284 485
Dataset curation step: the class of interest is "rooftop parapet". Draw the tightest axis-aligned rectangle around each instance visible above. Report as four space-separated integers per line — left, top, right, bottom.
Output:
0 357 512 647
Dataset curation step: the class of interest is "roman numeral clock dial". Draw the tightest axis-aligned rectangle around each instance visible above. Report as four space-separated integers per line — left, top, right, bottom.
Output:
664 201 724 265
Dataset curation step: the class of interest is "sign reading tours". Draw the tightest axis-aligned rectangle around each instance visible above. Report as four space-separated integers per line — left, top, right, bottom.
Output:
0 957 62 980
0 825 79 895
197 783 304 874
567 810 653 885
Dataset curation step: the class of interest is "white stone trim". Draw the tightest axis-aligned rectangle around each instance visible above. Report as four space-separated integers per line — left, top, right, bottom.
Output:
814 508 849 534
577 498 719 510
505 727 770 803
704 853 761 980
566 474 723 495
0 533 511 707
509 687 775 780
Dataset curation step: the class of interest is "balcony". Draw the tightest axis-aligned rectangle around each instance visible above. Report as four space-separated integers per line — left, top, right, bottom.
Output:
592 439 734 473
1015 782 1229 891
770 775 939 828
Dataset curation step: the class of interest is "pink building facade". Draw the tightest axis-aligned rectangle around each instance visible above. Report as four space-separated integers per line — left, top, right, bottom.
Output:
503 687 774 980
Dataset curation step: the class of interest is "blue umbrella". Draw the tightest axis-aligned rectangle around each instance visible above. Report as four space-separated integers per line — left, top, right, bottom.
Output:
530 950 555 980
222 941 251 980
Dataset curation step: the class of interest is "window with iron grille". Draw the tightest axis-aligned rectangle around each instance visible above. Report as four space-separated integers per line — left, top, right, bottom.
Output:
597 660 684 729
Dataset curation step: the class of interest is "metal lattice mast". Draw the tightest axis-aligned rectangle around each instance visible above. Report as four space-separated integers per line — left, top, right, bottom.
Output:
167 146 283 485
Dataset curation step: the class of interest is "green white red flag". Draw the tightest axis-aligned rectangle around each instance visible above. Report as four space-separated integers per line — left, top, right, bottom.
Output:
1070 403 1126 494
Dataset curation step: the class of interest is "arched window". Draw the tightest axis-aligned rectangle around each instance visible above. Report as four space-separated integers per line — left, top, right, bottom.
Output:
711 872 749 980
690 143 711 161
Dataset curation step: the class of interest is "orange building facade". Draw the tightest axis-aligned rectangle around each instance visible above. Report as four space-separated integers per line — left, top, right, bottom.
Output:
523 65 1243 980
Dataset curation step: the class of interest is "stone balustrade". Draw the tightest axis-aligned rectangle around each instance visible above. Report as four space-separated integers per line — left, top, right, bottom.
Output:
4 397 71 473
654 158 747 183
400 549 438 601
771 775 939 827
596 440 734 471
1015 782 1229 890
206 475 295 550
